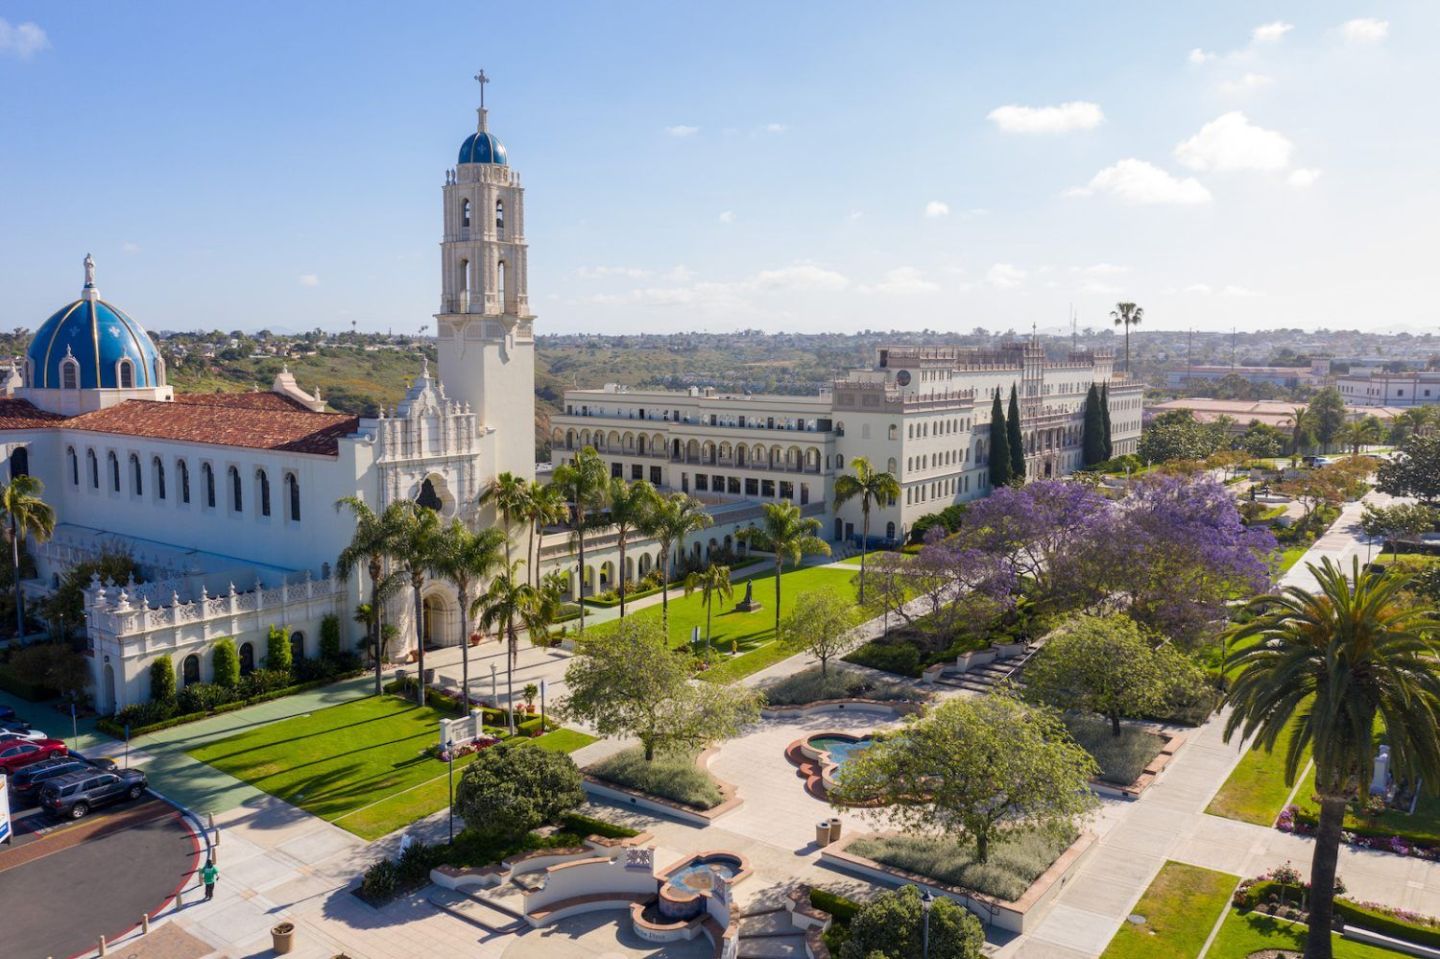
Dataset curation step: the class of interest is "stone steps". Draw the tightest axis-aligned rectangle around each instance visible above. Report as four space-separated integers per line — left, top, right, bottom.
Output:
427 888 527 934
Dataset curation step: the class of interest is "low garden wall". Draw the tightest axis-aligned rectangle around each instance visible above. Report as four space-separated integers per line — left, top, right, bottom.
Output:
759 699 923 720
583 747 742 826
1088 729 1187 801
523 855 660 927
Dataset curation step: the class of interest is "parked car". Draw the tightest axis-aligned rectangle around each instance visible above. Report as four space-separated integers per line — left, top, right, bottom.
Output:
5 756 93 806
39 768 148 820
0 726 50 744
0 704 16 720
0 738 68 774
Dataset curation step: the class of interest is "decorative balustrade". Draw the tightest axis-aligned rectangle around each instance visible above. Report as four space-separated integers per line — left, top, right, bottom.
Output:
87 571 344 640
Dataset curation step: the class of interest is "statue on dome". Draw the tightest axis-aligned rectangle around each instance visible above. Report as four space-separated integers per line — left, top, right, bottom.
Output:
84 253 96 287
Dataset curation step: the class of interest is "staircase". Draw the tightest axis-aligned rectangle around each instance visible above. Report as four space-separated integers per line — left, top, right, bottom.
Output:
427 887 527 934
935 639 1045 695
734 907 811 959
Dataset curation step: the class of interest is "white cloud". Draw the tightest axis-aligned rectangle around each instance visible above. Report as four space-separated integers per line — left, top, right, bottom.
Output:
859 267 939 296
577 265 652 279
663 265 695 283
1075 262 1129 275
1175 112 1293 172
298 274 320 287
1222 284 1263 297
1221 72 1274 94
582 262 849 313
987 263 1026 290
665 125 699 138
121 242 142 255
1079 280 1122 295
717 210 736 224
1288 168 1322 188
987 101 1104 134
1069 158 1212 205
924 200 950 218
763 123 787 134
1252 21 1293 43
0 19 48 59
846 210 864 222
1340 18 1388 44
751 264 849 292
1188 48 1216 64
1181 283 1213 295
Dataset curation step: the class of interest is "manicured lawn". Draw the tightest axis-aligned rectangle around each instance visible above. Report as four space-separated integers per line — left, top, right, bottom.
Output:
1205 908 1404 958
1275 544 1310 576
1100 861 1237 959
1293 761 1440 848
187 695 595 840
1206 720 1311 826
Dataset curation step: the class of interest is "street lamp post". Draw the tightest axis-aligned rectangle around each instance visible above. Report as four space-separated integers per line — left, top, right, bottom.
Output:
490 663 498 707
921 888 934 959
540 680 547 733
446 738 455 844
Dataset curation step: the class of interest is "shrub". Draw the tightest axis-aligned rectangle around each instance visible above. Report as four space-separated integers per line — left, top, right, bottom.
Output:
175 682 237 715
809 887 860 923
759 666 922 706
0 663 55 701
840 884 984 959
212 638 239 689
848 830 1076 903
238 668 292 698
5 642 89 701
359 858 399 902
587 747 723 809
266 623 292 674
320 614 342 660
150 655 177 703
842 640 922 678
455 742 585 841
557 812 641 840
1061 714 1165 786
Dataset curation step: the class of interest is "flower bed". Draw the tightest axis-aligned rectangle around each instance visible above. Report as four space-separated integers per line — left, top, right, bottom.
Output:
1233 872 1440 950
1276 803 1440 861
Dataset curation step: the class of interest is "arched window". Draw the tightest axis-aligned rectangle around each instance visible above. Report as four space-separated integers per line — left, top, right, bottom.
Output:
495 198 505 232
290 631 305 663
178 459 191 504
202 463 215 508
67 447 78 486
886 522 896 541
417 477 442 512
153 456 166 500
496 259 507 309
286 473 300 522
257 469 271 517
229 466 242 513
88 449 99 489
129 453 142 495
460 198 471 228
108 452 120 492
182 654 200 687
61 357 80 390
457 258 469 292
118 359 135 389
238 642 255 676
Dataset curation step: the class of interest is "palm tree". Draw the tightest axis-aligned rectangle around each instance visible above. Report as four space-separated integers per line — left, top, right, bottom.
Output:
336 496 411 695
833 456 900 604
474 560 537 734
1339 415 1383 457
1289 404 1315 460
523 483 568 589
1110 302 1144 375
1 475 55 636
479 472 529 566
739 501 831 636
386 501 444 706
551 447 609 632
605 478 657 618
642 492 712 633
684 564 733 660
429 520 506 707
1224 557 1440 959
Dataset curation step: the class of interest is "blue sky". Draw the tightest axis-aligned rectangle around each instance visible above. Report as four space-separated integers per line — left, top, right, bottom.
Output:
2 2 1435 335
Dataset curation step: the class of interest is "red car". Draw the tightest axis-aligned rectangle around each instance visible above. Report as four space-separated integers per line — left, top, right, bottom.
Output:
0 738 67 774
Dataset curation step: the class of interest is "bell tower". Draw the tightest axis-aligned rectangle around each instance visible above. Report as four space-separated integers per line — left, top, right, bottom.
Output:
436 70 536 482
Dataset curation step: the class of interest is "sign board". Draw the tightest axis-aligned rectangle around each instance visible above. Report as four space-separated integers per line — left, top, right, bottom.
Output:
0 774 11 845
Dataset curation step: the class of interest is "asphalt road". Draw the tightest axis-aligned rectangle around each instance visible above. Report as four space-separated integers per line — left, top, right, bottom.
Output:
0 796 200 959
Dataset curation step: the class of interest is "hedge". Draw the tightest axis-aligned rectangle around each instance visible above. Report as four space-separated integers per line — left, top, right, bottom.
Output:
809 887 860 924
1239 880 1440 950
843 640 922 678
583 583 668 608
558 812 640 840
96 670 363 738
0 665 57 702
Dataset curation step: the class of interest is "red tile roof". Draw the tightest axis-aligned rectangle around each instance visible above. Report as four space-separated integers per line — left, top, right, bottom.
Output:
0 398 66 431
61 398 359 455
172 391 317 412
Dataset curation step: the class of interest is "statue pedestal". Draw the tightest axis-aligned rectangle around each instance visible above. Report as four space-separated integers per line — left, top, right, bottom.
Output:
734 580 763 612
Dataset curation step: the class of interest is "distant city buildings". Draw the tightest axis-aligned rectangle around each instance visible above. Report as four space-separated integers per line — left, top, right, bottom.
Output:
1336 368 1440 408
1164 358 1330 389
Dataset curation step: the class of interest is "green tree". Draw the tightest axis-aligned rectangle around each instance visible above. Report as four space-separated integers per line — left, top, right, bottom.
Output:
479 471 529 566
1339 415 1385 456
319 614 342 660
8 642 91 703
988 390 1012 487
1110 301 1143 375
1100 381 1113 460
335 496 410 695
1359 502 1438 560
42 552 139 639
605 477 658 617
833 455 900 603
839 885 984 959
266 623 293 674
832 693 1098 863
560 618 762 761
1307 387 1348 453
683 563 733 658
1238 420 1286 458
1223 557 1440 959
150 654 176 703
551 447 610 632
738 501 830 637
522 482 569 589
641 492 712 631
1378 433 1440 506
782 590 862 678
1 474 56 635
430 520 506 707
387 501 444 706
453 741 584 842
1138 409 1222 463
1081 384 1106 466
1007 384 1026 481
474 560 539 734
212 638 240 689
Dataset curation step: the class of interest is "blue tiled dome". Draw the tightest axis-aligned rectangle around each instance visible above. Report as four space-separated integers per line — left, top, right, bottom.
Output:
458 131 507 166
28 296 161 390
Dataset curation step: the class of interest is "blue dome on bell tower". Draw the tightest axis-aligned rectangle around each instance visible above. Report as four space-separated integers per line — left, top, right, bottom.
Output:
26 255 163 391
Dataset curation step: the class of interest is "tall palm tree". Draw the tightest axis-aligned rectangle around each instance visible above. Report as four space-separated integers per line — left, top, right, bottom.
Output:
335 496 412 694
479 472 529 565
642 492 712 633
605 478 657 618
1339 415 1383 457
523 483 568 589
1290 404 1316 460
833 456 900 604
739 501 831 636
551 447 609 632
1110 302 1144 375
386 501 444 706
1 475 55 636
474 560 537 734
1224 557 1440 959
429 520 506 707
684 564 733 660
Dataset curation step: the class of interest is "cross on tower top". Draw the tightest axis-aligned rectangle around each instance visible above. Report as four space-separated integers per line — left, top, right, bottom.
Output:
474 69 489 109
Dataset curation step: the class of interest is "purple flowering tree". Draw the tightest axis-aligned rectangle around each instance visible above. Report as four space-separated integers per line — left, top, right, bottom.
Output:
957 480 1110 602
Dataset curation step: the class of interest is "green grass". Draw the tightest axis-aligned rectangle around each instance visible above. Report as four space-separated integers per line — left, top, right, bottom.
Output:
1100 861 1238 959
1275 544 1310 576
186 695 594 840
1292 764 1440 848
1206 720 1310 826
848 830 1075 903
1206 907 1405 958
587 747 723 809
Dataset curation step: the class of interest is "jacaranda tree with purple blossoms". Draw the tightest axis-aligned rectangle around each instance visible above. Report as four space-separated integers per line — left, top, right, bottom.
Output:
877 528 1017 654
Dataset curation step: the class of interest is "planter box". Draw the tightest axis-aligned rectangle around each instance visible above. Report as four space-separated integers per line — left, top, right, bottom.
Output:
760 699 923 720
583 748 741 826
954 649 996 672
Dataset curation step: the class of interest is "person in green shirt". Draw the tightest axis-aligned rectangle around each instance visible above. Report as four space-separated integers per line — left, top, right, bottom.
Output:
200 859 218 901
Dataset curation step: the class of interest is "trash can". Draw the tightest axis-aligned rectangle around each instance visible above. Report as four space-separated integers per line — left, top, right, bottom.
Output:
828 818 843 842
271 922 295 955
816 820 833 846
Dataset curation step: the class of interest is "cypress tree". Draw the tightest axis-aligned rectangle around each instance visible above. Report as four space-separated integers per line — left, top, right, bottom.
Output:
1007 384 1026 482
1082 384 1106 466
1100 382 1113 460
988 390 1012 487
